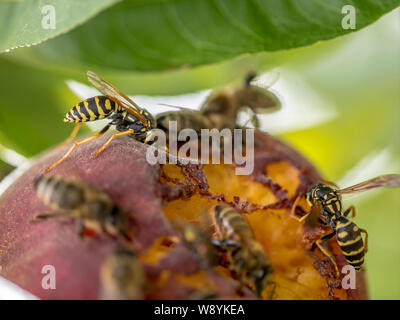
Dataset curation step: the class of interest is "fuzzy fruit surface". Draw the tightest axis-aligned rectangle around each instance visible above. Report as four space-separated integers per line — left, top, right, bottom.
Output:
0 131 367 299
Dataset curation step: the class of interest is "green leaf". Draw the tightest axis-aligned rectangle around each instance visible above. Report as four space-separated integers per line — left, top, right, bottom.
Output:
9 0 400 73
280 9 400 180
0 58 85 156
0 160 14 181
0 0 120 53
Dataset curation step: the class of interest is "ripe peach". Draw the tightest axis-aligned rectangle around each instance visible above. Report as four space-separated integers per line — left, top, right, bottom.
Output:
0 131 367 299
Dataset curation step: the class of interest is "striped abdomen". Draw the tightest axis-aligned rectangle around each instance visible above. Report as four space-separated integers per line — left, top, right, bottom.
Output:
213 204 253 243
34 175 84 210
64 96 121 123
336 217 365 270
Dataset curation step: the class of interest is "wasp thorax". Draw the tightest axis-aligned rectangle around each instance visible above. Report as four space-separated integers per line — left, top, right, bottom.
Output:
201 92 237 117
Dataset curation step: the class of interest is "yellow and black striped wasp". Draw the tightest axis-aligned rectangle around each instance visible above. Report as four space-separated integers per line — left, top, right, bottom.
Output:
46 71 280 172
33 175 131 239
292 174 400 277
45 71 156 172
200 71 281 130
154 71 281 135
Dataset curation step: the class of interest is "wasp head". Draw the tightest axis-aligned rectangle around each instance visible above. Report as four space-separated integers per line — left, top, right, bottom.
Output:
138 108 156 130
306 183 337 208
305 186 317 207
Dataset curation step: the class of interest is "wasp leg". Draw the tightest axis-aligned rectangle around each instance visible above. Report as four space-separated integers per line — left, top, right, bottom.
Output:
45 124 111 172
316 232 339 278
31 212 70 221
360 228 369 253
122 229 134 242
57 123 83 148
320 231 335 242
144 129 158 144
318 218 328 225
76 219 86 239
250 113 260 129
241 108 260 128
92 129 134 157
145 131 170 155
343 205 356 218
290 196 310 222
262 281 276 300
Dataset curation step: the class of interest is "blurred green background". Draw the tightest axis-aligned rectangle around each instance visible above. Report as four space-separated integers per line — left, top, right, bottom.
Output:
281 10 400 299
0 1 399 299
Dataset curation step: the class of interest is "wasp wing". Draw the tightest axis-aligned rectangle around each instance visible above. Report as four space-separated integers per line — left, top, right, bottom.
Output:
319 179 340 189
339 174 400 196
87 71 148 125
158 103 195 111
247 71 280 89
242 71 282 114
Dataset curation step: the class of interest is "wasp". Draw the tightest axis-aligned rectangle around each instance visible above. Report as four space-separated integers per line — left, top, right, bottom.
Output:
154 72 281 135
211 204 273 296
99 246 146 300
45 71 156 172
200 71 281 130
292 174 400 277
182 225 217 268
32 175 131 239
46 71 280 171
